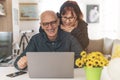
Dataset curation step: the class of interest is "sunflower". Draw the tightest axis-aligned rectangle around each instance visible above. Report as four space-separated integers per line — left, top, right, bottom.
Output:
80 51 87 58
75 51 109 68
86 61 94 67
75 58 83 68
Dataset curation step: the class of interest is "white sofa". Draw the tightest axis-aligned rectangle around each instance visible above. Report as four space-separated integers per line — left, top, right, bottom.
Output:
86 38 120 56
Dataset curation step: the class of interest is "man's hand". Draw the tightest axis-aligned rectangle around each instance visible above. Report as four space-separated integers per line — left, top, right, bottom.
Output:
17 56 27 69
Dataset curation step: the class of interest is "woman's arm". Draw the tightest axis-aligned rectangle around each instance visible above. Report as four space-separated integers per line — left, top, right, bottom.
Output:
71 20 89 50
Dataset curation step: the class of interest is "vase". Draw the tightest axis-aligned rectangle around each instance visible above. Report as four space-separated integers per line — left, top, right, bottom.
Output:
84 67 103 80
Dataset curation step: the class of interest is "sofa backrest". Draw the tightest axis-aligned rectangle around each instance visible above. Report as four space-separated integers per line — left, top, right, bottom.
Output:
86 39 103 53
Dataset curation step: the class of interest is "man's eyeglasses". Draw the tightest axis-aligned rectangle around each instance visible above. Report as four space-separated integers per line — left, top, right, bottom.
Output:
62 17 76 21
42 20 57 27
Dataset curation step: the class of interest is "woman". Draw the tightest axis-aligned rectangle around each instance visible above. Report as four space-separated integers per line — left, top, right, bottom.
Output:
59 1 89 50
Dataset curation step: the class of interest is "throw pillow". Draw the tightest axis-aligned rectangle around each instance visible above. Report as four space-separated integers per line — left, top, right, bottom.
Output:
111 39 120 58
103 38 113 55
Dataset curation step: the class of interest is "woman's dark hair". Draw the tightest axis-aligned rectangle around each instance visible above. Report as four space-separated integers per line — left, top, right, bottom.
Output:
60 1 83 21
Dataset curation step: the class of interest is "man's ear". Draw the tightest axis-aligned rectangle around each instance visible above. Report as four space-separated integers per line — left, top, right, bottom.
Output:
40 23 43 29
57 18 60 25
41 26 44 29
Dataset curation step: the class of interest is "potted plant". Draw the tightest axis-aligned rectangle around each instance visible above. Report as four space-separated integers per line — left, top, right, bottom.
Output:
75 51 109 80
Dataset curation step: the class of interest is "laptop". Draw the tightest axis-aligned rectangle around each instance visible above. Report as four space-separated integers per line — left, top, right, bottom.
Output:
26 52 74 78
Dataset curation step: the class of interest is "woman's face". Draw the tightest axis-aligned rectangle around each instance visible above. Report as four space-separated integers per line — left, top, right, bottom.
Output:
61 10 77 27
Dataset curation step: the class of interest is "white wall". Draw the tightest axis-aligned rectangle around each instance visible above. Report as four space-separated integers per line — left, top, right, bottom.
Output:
12 0 20 43
18 0 120 39
118 1 120 38
102 0 119 39
19 0 40 35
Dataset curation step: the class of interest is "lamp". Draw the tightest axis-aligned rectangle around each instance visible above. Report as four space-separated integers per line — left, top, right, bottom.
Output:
13 43 20 56
8 43 20 66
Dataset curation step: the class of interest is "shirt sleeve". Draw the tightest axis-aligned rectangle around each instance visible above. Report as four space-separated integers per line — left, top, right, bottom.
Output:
14 37 36 70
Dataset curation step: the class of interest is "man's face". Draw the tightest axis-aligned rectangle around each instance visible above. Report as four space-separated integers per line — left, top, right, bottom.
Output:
41 13 59 41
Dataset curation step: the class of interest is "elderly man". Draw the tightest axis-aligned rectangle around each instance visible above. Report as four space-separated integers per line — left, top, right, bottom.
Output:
14 10 82 70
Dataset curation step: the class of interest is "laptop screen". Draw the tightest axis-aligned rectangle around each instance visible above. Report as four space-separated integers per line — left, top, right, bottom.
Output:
26 52 74 78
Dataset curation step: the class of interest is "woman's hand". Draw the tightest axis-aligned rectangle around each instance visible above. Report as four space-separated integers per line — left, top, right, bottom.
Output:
61 20 78 32
61 25 75 32
17 56 27 69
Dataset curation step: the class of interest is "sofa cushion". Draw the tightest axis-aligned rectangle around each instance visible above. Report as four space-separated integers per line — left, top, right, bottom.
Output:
103 38 113 55
87 39 103 53
111 39 120 58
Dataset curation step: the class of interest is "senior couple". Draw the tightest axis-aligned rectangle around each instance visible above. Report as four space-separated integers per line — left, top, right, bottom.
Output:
14 1 89 70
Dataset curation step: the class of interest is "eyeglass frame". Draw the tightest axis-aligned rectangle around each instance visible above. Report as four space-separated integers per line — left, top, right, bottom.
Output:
41 20 58 27
61 16 76 21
